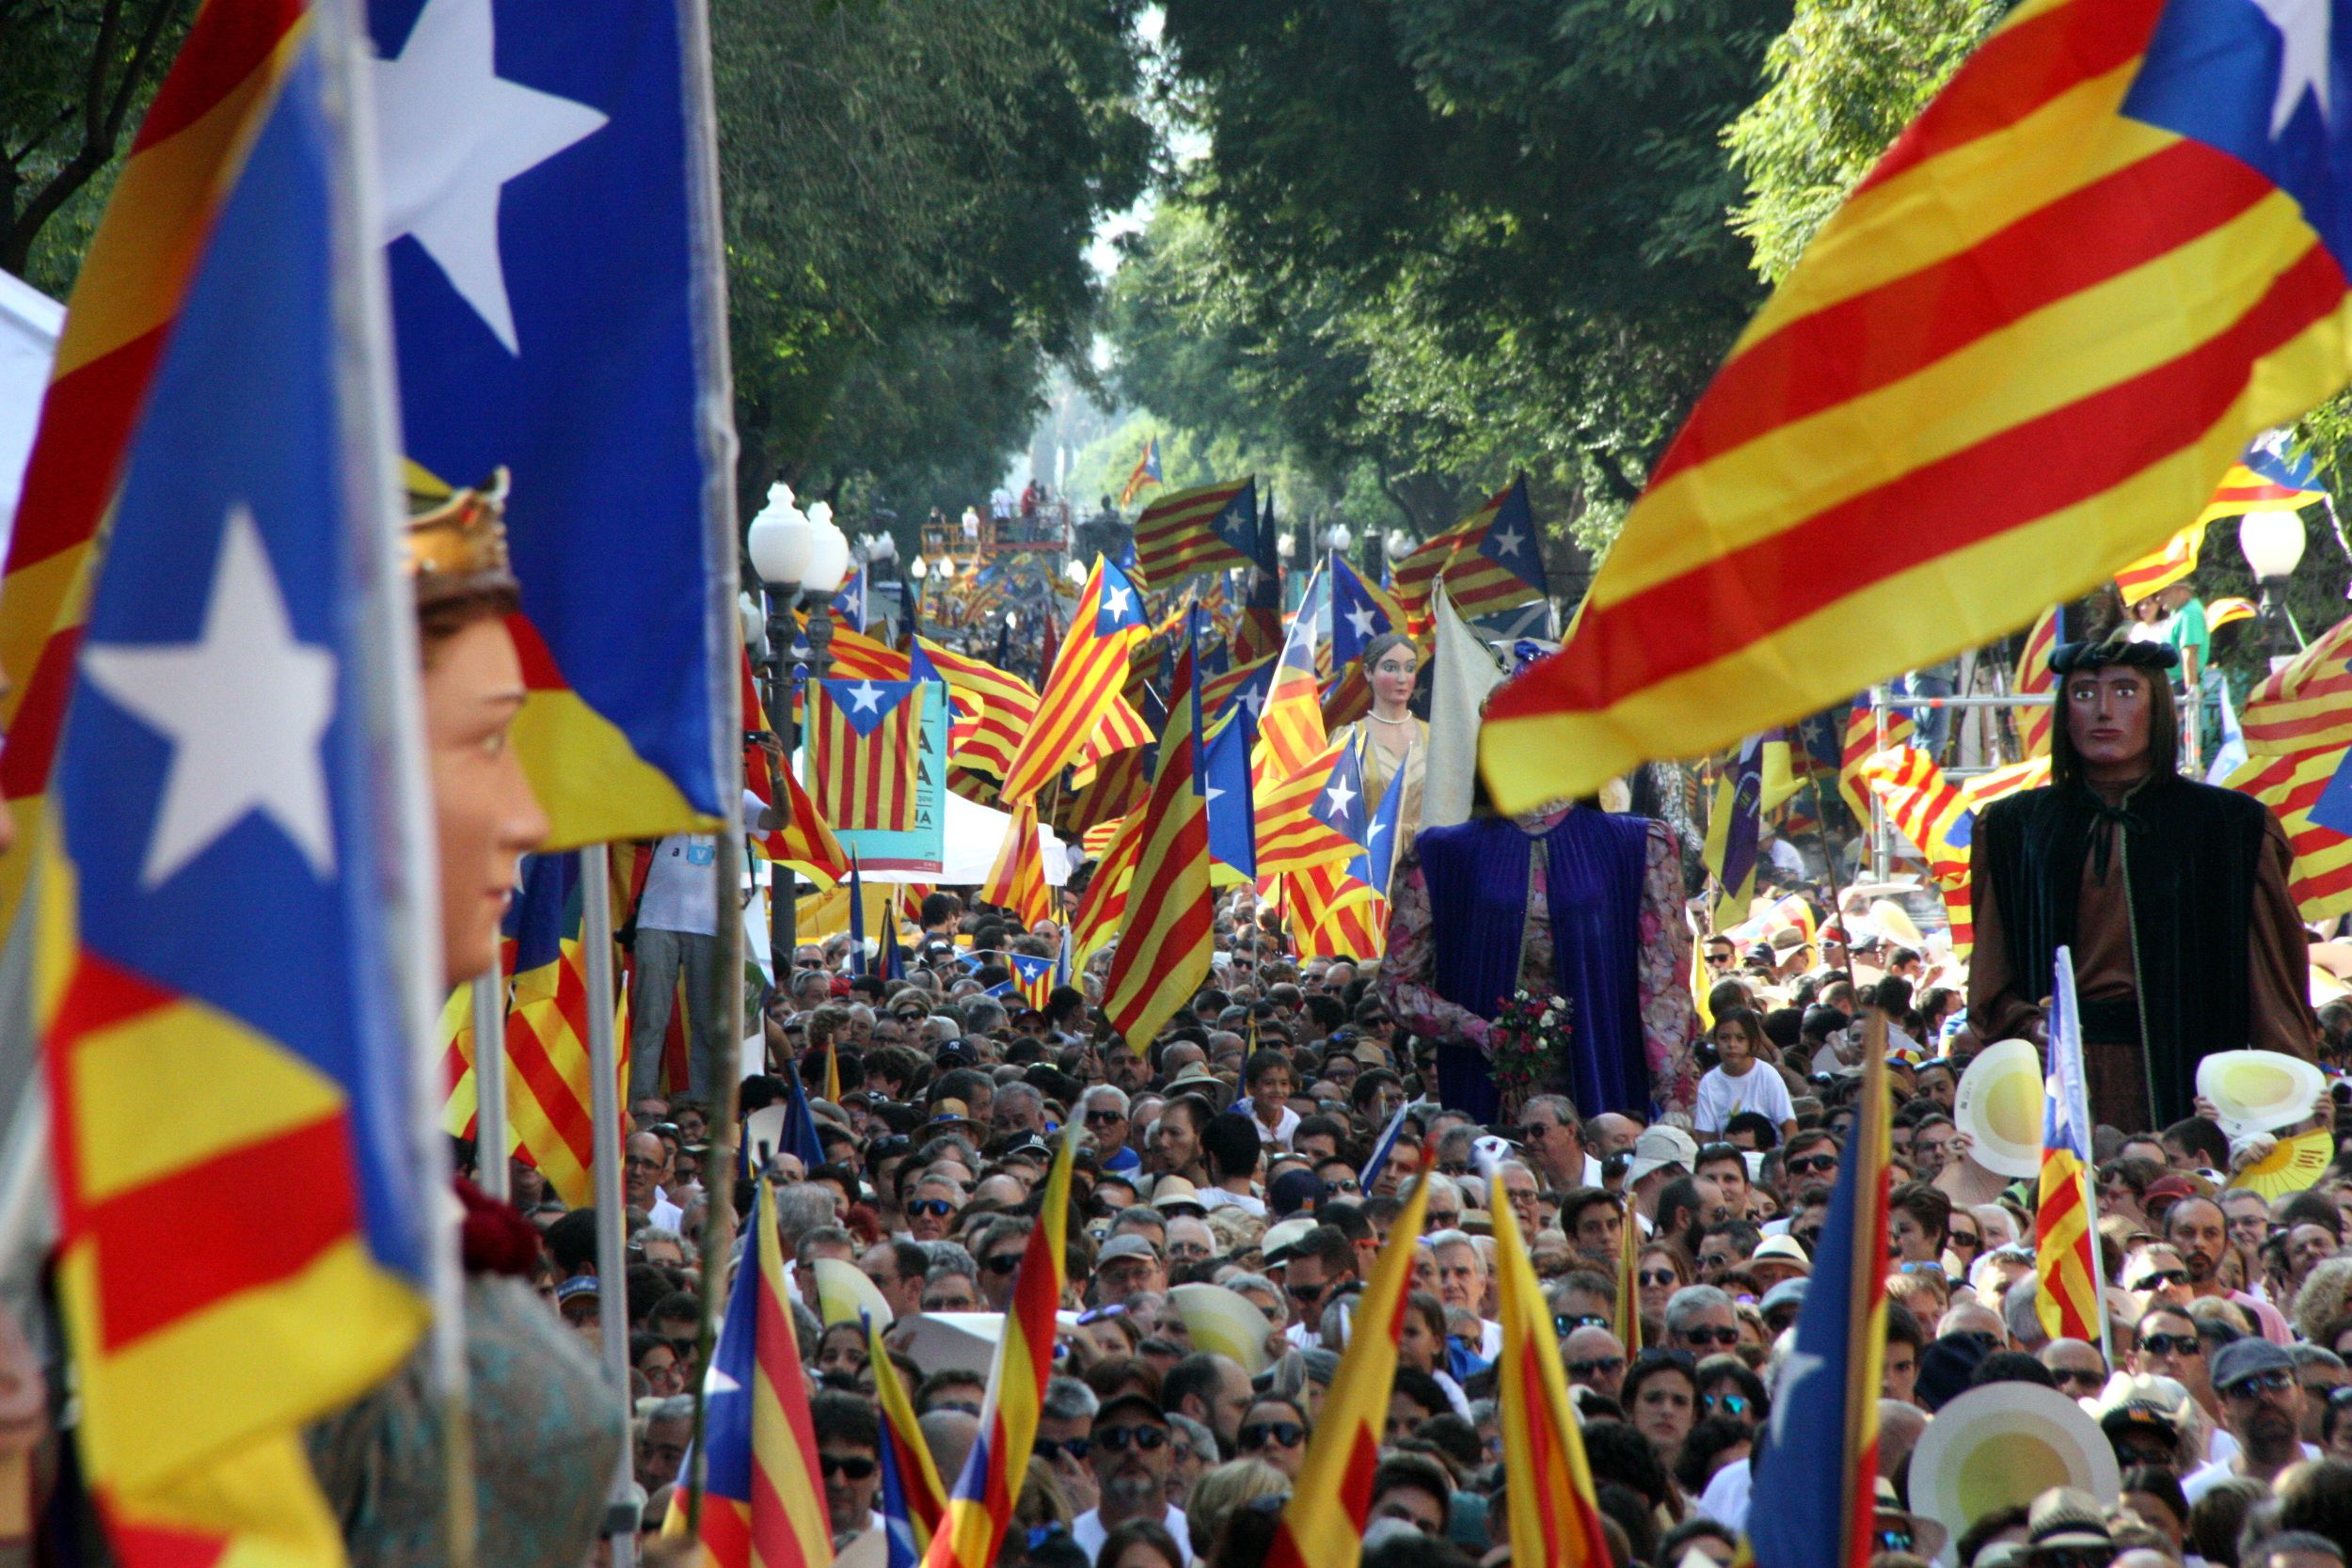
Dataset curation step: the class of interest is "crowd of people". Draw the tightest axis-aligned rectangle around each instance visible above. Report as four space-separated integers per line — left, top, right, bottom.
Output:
469 858 2352 1568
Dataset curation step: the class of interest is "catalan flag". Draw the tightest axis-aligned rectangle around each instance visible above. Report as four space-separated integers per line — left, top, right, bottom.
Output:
2201 428 2330 524
1614 1199 1644 1354
1205 652 1276 736
1860 748 2051 953
1233 567 1284 667
1255 569 1332 788
370 0 733 850
1392 475 1548 632
834 566 871 634
1323 553 1405 728
0 0 308 953
999 558 1150 802
502 855 599 1207
1484 1154 1611 1568
2222 611 2352 918
1286 744 1386 960
2015 607 2061 758
754 743 850 890
1203 716 1260 883
2211 595 2258 630
1264 1171 1435 1568
2114 522 2206 605
670 1178 833 1568
1103 625 1216 1050
1481 0 2352 814
980 799 1052 929
1119 435 1165 508
921 638 1042 782
36 24 436 1562
868 1314 946 1566
1743 1045 1892 1568
2037 947 2105 1347
810 678 927 834
1071 811 1144 965
1134 478 1266 586
1722 892 1818 952
921 1123 1081 1568
1838 702 1917 826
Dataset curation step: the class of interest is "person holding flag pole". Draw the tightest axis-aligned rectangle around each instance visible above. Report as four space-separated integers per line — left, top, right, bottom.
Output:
1743 1023 1892 1568
1263 1167 1435 1568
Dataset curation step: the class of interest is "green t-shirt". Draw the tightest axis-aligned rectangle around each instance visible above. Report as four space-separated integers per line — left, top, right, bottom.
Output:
2167 596 2210 667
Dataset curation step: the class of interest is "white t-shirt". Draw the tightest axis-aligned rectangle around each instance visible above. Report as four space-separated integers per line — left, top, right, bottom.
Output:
2183 1443 2321 1504
1233 1099 1301 1150
1198 1187 1266 1218
1073 1505 1191 1562
1692 1062 1796 1134
638 833 720 935
1696 1457 1752 1531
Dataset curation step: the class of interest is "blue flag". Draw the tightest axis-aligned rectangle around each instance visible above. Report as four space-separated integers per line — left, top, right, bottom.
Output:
834 566 870 633
1203 717 1257 880
1365 759 1405 897
849 852 870 978
368 0 731 844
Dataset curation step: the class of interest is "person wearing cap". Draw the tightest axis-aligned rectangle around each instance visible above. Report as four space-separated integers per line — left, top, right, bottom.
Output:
2021 1485 2114 1567
554 1275 600 1350
1625 1124 1699 1224
1747 1235 1810 1292
1873 1475 1949 1562
2184 1338 2311 1503
1094 1236 1167 1307
1970 631 2318 1131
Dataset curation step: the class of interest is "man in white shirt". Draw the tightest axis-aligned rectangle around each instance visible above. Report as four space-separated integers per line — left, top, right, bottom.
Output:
628 832 722 1100
1071 1393 1193 1562
624 1132 685 1230
1195 1112 1266 1218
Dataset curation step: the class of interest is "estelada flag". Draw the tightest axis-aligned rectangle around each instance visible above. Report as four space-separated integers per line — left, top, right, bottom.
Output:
809 677 926 834
1134 477 1266 586
36 21 437 1560
979 799 1052 928
367 0 735 850
2223 611 2352 919
1483 0 2352 815
1119 435 1165 508
503 854 600 1207
1103 622 1216 1050
999 557 1150 801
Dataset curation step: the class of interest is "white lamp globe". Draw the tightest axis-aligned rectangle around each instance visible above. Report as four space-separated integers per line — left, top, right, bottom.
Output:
746 483 818 586
801 519 852 594
2240 510 2308 582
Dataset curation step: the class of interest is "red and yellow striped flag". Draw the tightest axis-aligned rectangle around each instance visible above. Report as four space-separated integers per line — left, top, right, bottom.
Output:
920 1123 1081 1568
504 856 599 1207
1486 1158 1611 1567
809 677 926 834
1071 811 1143 965
2114 523 2205 605
1837 703 1917 827
868 1315 946 1549
1255 744 1363 877
0 0 310 943
2221 613 2352 920
1614 1197 1644 1355
920 637 1041 781
1102 634 1215 1050
999 559 1149 802
980 799 1053 929
1288 863 1384 960
1265 1172 1435 1568
1481 0 2352 814
1135 478 1261 586
2014 608 2060 758
2036 953 2102 1344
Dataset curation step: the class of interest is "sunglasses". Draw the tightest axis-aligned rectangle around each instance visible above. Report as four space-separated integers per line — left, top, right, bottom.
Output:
1327 1179 1360 1193
1874 1528 1915 1555
1565 1356 1626 1379
820 1455 878 1480
984 1254 1025 1275
1679 1326 1741 1348
907 1199 955 1218
2133 1270 2189 1290
1034 1437 1090 1462
2224 1368 2296 1399
1085 1109 1126 1124
1093 1425 1168 1453
1632 1348 1696 1370
1240 1421 1306 1449
1286 1281 1326 1304
1701 1392 1750 1415
1787 1154 1838 1177
2137 1333 2201 1356
1949 1229 1981 1248
1555 1313 1613 1337
1637 1269 1681 1288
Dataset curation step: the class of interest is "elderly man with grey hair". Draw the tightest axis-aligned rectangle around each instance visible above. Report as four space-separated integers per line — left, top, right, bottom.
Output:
1664 1284 1742 1358
1035 1375 1102 1514
964 997 1010 1037
1081 1085 1140 1173
993 1081 1046 1137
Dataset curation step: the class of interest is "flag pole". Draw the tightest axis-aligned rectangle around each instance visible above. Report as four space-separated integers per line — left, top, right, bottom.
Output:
470 970 507 1201
317 0 475 1557
579 844 638 1565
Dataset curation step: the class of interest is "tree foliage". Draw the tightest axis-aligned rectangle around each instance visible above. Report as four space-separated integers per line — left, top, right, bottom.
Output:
1722 0 2010 283
713 0 1152 523
0 0 192 284
1104 0 1789 559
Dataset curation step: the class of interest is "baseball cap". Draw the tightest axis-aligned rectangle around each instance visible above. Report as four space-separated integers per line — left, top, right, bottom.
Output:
1092 1390 1168 1428
1261 1216 1318 1265
556 1276 599 1305
1626 1125 1699 1186
1098 1235 1160 1265
2212 1336 2297 1395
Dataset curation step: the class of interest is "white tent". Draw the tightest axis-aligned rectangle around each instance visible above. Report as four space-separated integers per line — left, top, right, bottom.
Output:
0 271 63 546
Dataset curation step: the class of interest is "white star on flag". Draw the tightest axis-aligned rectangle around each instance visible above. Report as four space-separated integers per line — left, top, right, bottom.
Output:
373 0 610 354
1237 686 1265 719
1104 584 1134 618
848 681 884 713
1204 784 1226 805
1323 777 1358 818
83 506 339 888
1490 523 1526 557
1344 605 1377 640
2250 0 2332 136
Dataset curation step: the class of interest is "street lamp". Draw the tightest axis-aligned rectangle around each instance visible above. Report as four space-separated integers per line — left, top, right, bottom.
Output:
745 483 821 987
1386 528 1416 562
909 555 930 580
1326 523 1353 554
2240 509 2307 666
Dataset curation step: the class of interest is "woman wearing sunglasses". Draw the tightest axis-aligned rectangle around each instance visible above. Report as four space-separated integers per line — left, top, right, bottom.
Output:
1235 1394 1311 1480
1638 1242 1695 1336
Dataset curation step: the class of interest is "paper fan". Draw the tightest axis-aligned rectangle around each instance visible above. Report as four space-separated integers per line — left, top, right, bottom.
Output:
2226 1128 2334 1200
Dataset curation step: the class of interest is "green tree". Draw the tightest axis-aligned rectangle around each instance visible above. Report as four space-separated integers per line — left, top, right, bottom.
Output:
1 0 193 285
